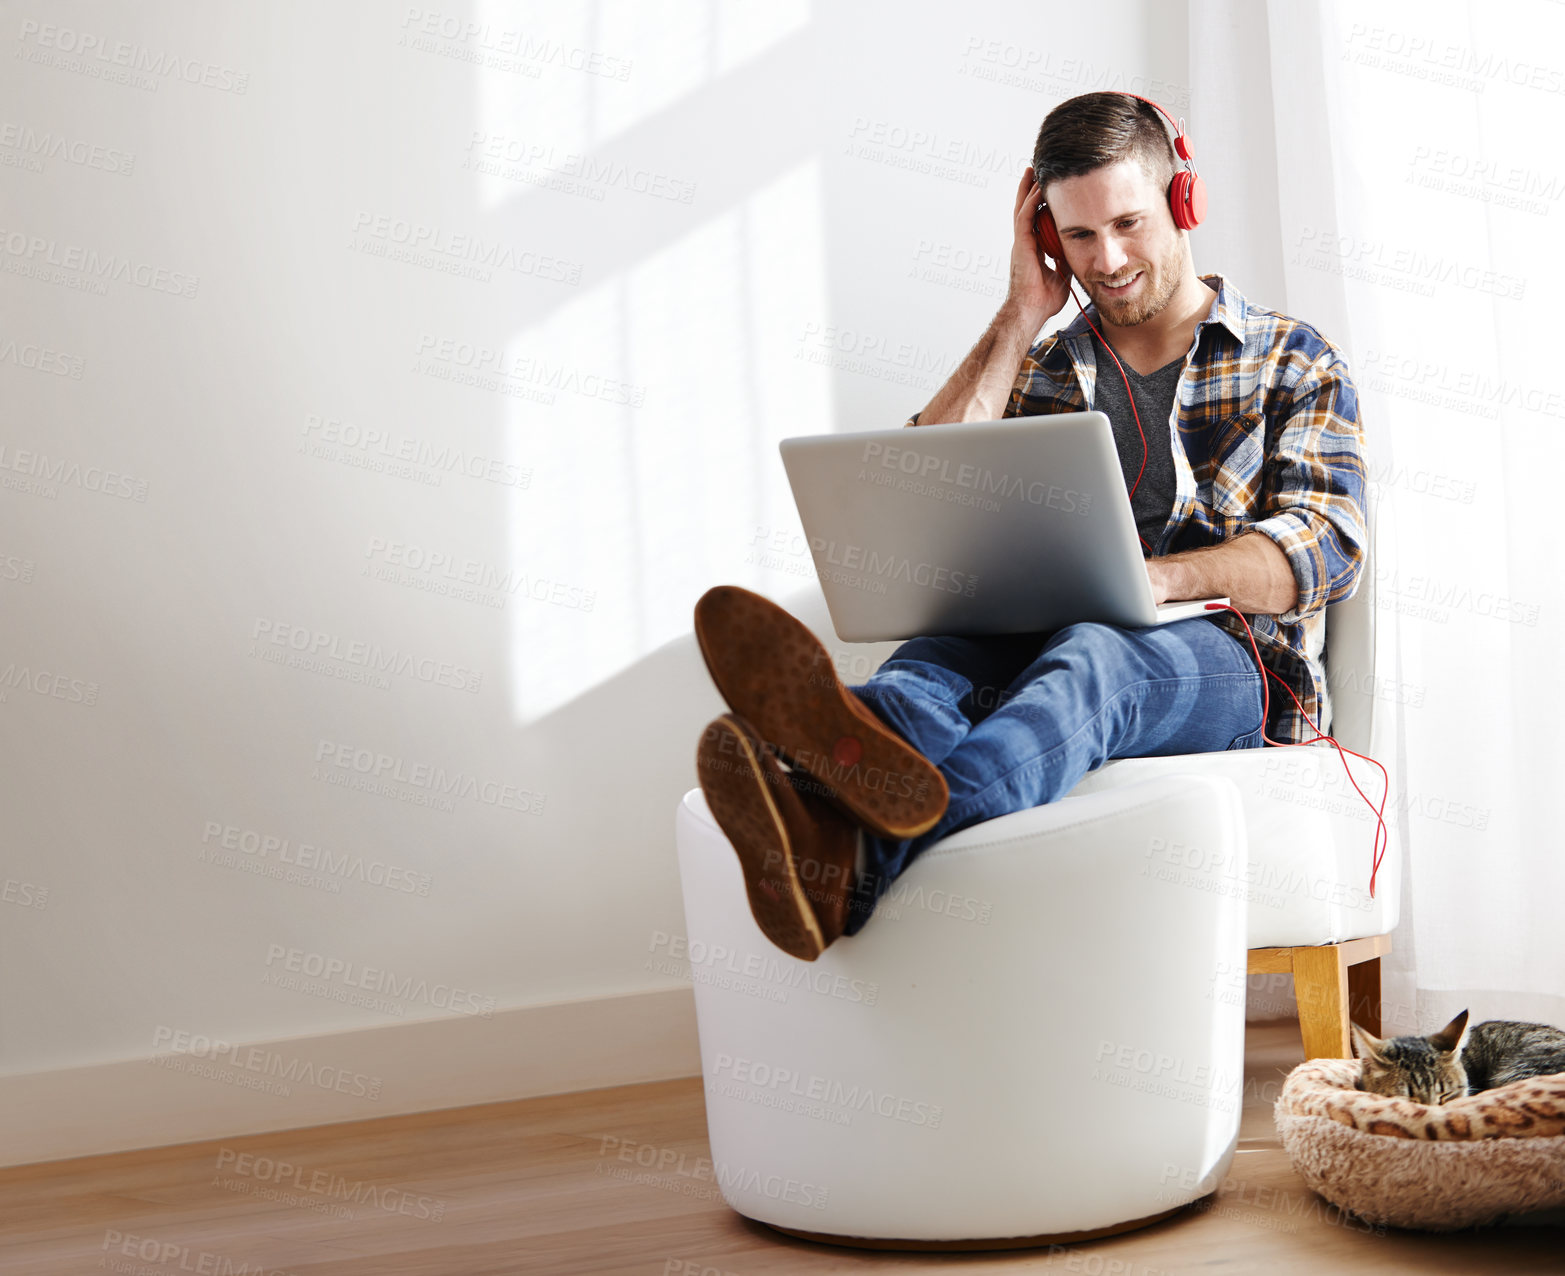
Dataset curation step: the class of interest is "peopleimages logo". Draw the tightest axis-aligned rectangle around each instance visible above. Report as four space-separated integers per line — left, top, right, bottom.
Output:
215 1148 446 1220
399 8 633 80
350 211 580 284
201 820 433 896
709 1053 943 1128
253 618 483 693
0 337 86 377
1292 227 1525 300
1373 565 1540 627
0 124 134 175
261 944 495 1018
860 440 1092 514
808 536 978 597
648 930 879 1005
16 20 250 93
1143 834 1368 911
364 538 596 612
151 1026 384 1099
0 444 149 501
312 738 547 815
0 226 199 296
598 1136 830 1210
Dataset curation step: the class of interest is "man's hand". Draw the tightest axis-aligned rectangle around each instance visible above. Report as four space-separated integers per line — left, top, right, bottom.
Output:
1009 166 1074 331
908 168 1076 428
1145 533 1299 616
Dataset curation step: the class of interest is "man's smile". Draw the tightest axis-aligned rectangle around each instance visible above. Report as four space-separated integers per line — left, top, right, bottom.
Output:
1095 271 1143 293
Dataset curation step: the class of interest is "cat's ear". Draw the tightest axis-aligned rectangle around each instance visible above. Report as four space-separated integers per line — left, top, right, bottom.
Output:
1428 1008 1470 1054
1350 1021 1388 1062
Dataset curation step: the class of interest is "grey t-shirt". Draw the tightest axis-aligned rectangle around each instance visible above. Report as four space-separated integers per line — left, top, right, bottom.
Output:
1088 331 1182 548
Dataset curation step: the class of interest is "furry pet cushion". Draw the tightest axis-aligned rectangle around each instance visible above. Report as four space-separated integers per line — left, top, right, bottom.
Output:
1274 1057 1565 1231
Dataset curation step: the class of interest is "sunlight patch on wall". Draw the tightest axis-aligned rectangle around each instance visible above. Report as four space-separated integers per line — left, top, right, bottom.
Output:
473 0 809 213
505 159 829 724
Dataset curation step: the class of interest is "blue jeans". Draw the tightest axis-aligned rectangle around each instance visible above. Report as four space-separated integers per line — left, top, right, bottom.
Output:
841 616 1266 936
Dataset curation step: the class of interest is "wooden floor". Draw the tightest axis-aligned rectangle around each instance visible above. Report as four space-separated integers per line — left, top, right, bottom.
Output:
3 1024 1560 1275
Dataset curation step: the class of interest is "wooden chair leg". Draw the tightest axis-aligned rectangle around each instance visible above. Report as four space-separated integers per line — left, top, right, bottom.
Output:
1248 936 1391 1061
1292 944 1350 1059
1346 956 1382 1037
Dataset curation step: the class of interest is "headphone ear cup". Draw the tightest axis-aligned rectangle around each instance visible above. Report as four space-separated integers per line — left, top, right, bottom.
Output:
1168 171 1208 231
1185 172 1207 228
1038 205 1064 262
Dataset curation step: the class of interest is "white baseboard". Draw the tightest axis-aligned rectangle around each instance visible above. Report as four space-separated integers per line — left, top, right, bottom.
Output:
0 986 701 1168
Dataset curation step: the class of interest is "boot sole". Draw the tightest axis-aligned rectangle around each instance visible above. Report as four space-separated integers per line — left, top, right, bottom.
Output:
696 715 826 962
694 586 947 838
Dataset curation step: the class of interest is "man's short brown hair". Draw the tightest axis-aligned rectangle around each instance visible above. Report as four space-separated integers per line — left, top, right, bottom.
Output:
1031 92 1177 202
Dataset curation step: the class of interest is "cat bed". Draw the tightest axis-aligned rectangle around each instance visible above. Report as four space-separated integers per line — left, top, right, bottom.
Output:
1274 1057 1565 1231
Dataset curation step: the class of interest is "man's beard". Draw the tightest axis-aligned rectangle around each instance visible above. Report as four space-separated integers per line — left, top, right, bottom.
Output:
1089 238 1185 326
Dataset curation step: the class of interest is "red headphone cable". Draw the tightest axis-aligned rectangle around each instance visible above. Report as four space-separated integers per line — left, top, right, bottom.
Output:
1204 601 1390 899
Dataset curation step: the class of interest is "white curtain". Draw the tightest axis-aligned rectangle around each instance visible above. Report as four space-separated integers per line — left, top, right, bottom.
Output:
1193 0 1563 1032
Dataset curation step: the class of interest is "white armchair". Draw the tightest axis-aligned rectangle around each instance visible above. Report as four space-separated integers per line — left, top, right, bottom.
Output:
669 487 1396 1244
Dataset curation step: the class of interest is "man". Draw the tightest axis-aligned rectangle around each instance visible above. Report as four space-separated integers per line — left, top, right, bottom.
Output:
692 92 1367 961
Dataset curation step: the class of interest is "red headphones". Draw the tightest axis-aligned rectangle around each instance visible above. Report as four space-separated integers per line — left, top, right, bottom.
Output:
1037 93 1207 262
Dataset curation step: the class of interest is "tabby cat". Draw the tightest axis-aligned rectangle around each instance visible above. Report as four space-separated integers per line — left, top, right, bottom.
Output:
1352 1009 1565 1104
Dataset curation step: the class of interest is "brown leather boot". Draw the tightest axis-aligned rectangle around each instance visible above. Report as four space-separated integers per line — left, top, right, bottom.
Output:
697 713 862 961
693 585 948 838
781 767 860 945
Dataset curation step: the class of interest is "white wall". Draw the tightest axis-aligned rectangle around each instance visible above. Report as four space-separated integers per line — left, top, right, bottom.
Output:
2 0 1201 1130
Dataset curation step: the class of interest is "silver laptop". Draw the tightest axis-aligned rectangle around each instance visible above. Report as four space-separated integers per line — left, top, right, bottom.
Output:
778 412 1227 643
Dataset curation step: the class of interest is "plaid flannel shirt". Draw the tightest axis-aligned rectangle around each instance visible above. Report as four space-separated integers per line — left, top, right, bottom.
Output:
906 273 1368 744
